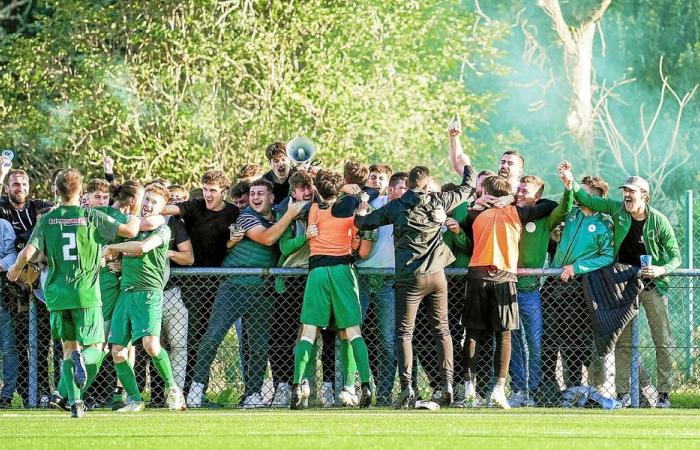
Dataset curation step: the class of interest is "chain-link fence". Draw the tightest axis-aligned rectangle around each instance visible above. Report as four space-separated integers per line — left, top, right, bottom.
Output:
1 267 699 409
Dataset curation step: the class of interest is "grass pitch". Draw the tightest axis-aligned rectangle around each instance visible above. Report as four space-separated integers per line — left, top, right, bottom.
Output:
1 408 699 450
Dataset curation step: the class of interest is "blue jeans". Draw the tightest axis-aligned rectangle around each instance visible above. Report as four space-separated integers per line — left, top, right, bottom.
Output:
359 277 396 402
509 290 543 393
193 279 273 396
0 307 18 400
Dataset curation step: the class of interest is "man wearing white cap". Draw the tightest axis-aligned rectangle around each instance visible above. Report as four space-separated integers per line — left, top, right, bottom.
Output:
569 168 681 408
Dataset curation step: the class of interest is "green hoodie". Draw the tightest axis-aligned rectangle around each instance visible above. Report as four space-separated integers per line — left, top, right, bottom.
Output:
552 207 614 275
573 182 682 294
517 188 574 292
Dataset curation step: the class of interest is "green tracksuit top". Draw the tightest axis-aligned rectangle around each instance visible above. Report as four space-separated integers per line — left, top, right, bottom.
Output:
572 182 682 294
552 207 614 275
517 188 574 292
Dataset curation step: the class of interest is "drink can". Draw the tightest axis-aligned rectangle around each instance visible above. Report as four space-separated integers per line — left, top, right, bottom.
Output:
640 255 652 268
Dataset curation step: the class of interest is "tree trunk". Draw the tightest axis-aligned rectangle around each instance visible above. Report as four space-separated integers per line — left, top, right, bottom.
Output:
564 23 596 155
538 0 611 172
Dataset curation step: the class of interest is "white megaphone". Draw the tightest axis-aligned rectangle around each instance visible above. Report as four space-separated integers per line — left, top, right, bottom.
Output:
286 137 316 167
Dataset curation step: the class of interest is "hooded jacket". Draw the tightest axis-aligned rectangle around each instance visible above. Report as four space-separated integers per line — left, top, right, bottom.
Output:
355 165 476 281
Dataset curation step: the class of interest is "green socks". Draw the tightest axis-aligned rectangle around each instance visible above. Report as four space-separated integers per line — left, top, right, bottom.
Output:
114 361 142 401
340 339 357 388
151 349 176 389
349 336 371 383
293 339 314 384
302 338 319 381
61 360 80 405
81 347 106 393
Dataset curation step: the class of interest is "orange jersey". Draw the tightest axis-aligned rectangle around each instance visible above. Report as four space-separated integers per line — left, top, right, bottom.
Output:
308 203 356 257
468 206 522 274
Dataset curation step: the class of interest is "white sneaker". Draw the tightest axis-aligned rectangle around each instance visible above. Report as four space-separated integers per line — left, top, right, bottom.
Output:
186 382 204 408
320 381 336 407
271 383 291 408
338 388 359 407
301 380 311 408
507 390 526 408
641 384 658 408
242 392 270 408
490 388 511 410
116 397 145 413
167 387 187 411
431 388 443 403
463 381 477 408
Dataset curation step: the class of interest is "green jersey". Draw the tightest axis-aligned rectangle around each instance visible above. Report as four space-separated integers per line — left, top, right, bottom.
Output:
27 205 120 311
443 202 471 269
517 189 573 292
94 206 130 290
120 224 170 291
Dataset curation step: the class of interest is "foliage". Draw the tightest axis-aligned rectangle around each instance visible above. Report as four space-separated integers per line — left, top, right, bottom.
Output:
0 0 508 196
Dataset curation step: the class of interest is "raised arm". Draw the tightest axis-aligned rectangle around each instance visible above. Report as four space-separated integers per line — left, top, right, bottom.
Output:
438 164 477 213
448 127 469 177
354 202 393 231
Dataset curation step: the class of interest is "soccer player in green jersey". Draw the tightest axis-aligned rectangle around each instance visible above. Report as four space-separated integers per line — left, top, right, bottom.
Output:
104 183 186 412
7 169 134 418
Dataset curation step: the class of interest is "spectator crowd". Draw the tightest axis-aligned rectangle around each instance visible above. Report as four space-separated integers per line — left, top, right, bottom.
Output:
0 123 682 412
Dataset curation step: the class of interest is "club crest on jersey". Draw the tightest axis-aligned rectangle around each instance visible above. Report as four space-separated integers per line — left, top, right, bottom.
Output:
525 222 536 233
588 224 596 233
49 217 87 226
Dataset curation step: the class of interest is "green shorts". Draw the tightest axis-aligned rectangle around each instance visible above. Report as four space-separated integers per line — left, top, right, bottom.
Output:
301 265 361 329
108 290 163 347
100 272 121 321
50 307 105 346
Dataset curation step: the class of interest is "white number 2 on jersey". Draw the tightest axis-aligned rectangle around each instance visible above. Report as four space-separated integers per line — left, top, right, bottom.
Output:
62 232 78 261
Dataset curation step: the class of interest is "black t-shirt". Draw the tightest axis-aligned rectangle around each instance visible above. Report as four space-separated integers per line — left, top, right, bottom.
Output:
0 196 53 251
177 198 239 267
618 218 647 267
262 170 290 206
164 216 190 288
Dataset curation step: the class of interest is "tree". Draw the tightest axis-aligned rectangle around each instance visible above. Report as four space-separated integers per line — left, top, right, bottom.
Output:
0 0 508 196
537 0 611 160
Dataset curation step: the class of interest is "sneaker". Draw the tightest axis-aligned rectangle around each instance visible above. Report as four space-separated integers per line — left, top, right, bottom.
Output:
338 388 359 407
320 382 336 407
396 386 415 409
617 392 631 408
242 393 270 409
359 384 372 408
508 390 527 408
291 381 311 410
111 388 128 411
490 388 511 410
271 383 292 408
166 387 187 412
71 351 87 389
186 382 205 408
116 397 145 413
462 381 478 408
440 384 454 407
70 400 86 418
657 392 671 409
641 384 658 408
431 388 443 403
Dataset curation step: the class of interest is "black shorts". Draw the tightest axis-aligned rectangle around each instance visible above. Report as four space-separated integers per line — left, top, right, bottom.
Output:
463 279 519 331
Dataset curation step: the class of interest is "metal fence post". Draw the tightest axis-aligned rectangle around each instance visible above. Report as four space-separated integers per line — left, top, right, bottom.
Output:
630 315 640 408
28 296 38 408
686 190 694 378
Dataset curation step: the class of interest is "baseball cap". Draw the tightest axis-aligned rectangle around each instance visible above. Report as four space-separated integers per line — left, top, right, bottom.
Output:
619 176 649 193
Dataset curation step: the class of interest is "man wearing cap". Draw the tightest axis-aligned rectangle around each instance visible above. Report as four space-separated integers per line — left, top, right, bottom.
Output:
568 165 681 408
